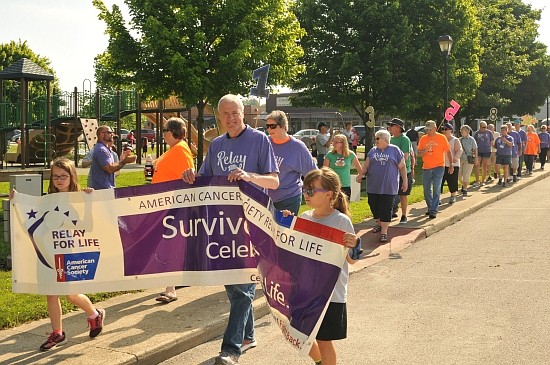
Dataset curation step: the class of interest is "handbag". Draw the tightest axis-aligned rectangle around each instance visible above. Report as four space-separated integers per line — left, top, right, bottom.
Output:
461 138 475 164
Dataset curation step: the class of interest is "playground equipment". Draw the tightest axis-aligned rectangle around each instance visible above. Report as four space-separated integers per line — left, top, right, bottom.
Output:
0 59 221 168
141 96 221 156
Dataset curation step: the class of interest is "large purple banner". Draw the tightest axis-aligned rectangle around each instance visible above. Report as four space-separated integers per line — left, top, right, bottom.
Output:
12 177 347 354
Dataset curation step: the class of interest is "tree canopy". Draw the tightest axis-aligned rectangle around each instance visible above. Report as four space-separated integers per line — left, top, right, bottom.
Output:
292 0 549 129
292 0 482 137
93 0 304 161
0 40 59 102
464 0 550 119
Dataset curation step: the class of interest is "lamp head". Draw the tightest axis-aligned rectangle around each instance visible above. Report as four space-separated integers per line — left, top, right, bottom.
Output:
438 35 454 57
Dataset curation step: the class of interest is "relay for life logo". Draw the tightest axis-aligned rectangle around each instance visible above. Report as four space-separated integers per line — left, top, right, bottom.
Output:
23 202 100 282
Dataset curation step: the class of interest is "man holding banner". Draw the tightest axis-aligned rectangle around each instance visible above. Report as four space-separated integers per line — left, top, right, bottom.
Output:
183 94 279 365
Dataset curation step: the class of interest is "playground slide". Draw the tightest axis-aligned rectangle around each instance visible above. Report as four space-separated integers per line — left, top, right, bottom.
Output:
7 119 84 164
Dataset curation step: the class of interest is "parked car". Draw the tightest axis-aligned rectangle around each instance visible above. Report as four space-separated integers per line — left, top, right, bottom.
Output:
352 125 387 145
293 129 318 142
414 126 426 139
352 125 366 145
119 128 130 141
131 129 156 142
10 132 21 142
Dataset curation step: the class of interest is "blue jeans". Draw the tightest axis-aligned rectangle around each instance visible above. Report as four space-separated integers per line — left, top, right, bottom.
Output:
221 283 256 355
422 166 445 214
273 194 302 216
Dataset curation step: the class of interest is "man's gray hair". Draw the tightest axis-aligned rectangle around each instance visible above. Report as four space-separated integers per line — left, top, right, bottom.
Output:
218 94 244 112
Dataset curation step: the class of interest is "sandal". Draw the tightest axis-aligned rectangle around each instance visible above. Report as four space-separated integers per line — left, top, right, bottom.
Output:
380 234 388 243
372 225 382 233
155 292 178 303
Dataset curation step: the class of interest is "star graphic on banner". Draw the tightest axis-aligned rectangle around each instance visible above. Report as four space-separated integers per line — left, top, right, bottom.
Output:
26 209 38 219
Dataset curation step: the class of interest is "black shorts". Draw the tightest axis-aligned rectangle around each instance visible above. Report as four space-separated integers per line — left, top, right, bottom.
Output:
397 172 413 196
495 155 512 165
367 193 394 222
316 302 347 341
477 152 491 159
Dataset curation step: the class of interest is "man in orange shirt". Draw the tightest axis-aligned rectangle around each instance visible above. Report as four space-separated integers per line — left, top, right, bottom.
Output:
417 120 453 218
152 117 195 303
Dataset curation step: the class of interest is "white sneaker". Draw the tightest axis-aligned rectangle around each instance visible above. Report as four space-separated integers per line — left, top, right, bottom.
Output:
217 352 239 365
241 339 257 352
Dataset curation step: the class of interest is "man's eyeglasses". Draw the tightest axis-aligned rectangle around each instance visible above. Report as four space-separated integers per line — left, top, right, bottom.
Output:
265 124 278 129
102 131 114 134
162 129 171 133
52 175 70 181
302 188 329 197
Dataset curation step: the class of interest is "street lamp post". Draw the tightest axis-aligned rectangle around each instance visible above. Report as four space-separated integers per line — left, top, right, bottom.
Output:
438 35 454 126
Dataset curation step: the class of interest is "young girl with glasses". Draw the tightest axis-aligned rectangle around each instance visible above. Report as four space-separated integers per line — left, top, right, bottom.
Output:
12 158 106 351
286 167 359 365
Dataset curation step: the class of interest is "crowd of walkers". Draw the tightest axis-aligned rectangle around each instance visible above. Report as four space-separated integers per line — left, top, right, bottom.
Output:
16 100 549 365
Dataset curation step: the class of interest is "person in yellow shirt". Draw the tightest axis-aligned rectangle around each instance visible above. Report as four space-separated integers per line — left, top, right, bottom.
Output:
152 117 195 303
417 120 452 219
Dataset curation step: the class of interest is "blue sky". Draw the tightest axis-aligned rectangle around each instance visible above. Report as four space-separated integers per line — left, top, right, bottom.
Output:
0 0 548 93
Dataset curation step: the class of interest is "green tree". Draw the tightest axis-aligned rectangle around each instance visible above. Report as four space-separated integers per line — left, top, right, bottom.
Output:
93 0 304 164
292 0 413 148
399 0 482 122
292 0 481 148
0 40 59 102
464 0 550 119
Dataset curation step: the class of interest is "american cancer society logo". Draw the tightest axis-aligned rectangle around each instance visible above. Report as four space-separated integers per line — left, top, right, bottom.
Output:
55 252 100 282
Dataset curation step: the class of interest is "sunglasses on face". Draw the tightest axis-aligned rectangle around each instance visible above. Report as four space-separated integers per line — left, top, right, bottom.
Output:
162 129 171 133
302 188 329 197
265 124 278 129
102 131 114 134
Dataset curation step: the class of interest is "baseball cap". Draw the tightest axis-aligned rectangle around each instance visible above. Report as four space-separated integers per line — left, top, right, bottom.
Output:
386 118 405 132
317 121 328 130
424 120 437 130
440 122 454 131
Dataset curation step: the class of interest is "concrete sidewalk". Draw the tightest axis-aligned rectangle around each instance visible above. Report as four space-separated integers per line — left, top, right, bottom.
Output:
1 168 548 365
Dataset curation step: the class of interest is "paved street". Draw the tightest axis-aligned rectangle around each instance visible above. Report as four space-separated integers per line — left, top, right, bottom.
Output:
162 177 550 365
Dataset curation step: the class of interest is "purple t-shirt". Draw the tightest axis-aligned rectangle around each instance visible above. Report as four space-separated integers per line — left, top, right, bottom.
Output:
199 126 279 190
91 142 115 189
538 132 550 149
508 130 520 157
366 145 404 195
495 135 514 156
474 129 493 153
268 137 317 202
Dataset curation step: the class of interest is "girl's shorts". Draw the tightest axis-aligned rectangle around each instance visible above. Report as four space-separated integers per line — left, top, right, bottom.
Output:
316 302 347 341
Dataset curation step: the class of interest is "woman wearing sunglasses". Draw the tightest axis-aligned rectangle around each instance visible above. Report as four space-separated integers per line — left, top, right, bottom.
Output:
356 129 407 242
265 110 318 214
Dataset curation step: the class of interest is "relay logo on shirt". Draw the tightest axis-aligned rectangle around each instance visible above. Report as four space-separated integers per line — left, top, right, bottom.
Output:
372 152 390 165
216 151 247 171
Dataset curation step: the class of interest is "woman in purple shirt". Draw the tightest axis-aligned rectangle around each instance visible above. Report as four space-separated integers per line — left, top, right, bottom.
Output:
356 130 407 242
265 110 318 214
538 125 550 170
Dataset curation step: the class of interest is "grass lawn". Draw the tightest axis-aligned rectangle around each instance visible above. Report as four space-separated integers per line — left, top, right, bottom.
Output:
0 150 451 330
0 171 146 330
